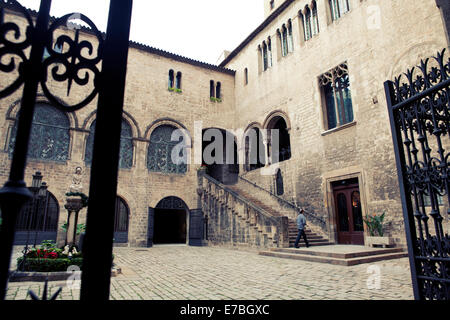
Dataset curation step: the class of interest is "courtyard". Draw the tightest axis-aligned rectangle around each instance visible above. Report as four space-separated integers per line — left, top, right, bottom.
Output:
5 245 414 300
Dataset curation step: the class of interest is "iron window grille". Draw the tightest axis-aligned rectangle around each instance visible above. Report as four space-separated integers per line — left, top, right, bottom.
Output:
8 104 70 162
85 119 134 169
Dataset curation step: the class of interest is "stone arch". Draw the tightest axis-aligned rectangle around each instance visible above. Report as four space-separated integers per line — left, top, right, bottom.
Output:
263 110 292 131
202 127 239 184
151 196 190 245
144 118 191 145
147 123 190 175
264 111 292 164
82 110 141 139
388 42 445 80
6 95 78 129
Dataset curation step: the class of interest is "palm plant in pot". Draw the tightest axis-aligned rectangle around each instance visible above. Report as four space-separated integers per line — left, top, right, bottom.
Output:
363 211 393 247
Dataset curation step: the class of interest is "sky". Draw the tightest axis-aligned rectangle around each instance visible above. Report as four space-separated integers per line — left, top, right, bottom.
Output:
18 0 265 65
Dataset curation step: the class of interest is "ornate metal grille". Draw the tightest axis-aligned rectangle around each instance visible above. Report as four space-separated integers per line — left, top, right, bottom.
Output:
147 125 187 174
385 49 450 300
85 119 133 169
9 104 70 162
0 0 133 300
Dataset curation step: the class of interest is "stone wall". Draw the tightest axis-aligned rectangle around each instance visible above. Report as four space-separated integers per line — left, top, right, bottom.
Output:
0 8 235 247
223 0 449 247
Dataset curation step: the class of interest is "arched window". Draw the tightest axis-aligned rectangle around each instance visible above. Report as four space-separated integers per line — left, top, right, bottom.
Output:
287 20 294 53
147 125 187 174
263 41 268 71
304 7 312 41
8 103 70 162
281 25 288 56
311 1 320 36
330 0 350 21
210 80 215 98
176 72 182 90
85 118 134 169
275 169 284 196
216 82 222 100
168 69 174 89
267 37 273 67
114 196 129 243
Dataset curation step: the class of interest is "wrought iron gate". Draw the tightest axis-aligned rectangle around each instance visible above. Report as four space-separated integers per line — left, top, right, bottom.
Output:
0 0 133 300
385 49 450 300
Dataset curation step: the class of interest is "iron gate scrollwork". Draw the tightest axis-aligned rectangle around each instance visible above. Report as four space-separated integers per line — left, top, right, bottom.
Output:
385 48 450 300
0 0 133 300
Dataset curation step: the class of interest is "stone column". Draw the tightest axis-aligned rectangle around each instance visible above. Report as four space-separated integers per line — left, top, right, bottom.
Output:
64 198 83 247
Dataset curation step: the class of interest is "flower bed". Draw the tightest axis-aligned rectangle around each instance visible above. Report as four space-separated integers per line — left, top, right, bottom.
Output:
17 257 83 272
17 240 83 272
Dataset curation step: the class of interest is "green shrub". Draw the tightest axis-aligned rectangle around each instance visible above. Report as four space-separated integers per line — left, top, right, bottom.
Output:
17 257 83 272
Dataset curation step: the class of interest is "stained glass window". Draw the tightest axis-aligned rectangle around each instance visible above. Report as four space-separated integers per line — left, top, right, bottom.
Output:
9 104 70 162
85 119 134 169
147 125 187 174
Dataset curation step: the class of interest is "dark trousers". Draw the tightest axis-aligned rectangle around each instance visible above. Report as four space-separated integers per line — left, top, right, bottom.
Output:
294 229 309 248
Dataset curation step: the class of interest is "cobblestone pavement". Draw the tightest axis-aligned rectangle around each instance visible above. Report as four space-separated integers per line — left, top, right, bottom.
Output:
5 245 414 300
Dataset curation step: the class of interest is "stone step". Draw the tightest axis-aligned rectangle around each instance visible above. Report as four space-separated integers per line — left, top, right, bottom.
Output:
271 247 405 259
288 235 324 240
258 250 408 266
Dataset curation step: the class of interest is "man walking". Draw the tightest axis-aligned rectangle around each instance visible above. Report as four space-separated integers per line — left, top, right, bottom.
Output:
294 209 309 248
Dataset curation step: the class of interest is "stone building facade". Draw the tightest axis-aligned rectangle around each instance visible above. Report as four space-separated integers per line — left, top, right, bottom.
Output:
0 0 448 249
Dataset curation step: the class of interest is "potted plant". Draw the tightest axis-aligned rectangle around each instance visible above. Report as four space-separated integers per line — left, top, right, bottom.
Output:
363 211 394 247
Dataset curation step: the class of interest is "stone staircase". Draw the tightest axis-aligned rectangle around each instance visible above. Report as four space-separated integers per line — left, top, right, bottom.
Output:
227 178 328 241
259 246 408 266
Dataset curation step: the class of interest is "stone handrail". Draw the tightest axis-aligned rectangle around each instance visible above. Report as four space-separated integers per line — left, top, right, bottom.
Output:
199 172 289 248
238 175 327 228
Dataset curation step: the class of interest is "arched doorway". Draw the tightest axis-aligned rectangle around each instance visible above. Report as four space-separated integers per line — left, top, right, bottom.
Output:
114 196 130 244
151 197 188 245
202 128 239 185
266 116 291 164
14 189 59 245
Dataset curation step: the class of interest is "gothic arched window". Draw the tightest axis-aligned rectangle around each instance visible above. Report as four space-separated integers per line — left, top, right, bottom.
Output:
168 69 175 89
311 1 320 36
263 41 268 71
85 119 134 169
147 125 187 174
8 103 70 162
216 82 222 100
330 0 350 21
210 80 215 98
176 72 182 90
304 7 312 41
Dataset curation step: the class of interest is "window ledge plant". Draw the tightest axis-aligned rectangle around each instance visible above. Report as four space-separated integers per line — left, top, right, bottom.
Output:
210 97 222 103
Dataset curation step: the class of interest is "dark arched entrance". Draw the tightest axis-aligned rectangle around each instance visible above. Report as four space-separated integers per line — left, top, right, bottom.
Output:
267 116 291 163
151 197 188 245
202 128 239 185
114 196 129 244
13 189 59 245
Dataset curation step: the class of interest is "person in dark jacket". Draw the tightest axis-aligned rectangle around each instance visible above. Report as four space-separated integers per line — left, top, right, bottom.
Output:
294 209 309 248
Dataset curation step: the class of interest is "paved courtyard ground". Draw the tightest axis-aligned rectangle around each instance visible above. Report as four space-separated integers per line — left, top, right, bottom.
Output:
5 245 414 300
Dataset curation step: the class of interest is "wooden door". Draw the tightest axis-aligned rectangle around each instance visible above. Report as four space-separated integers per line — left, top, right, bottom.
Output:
333 184 364 245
